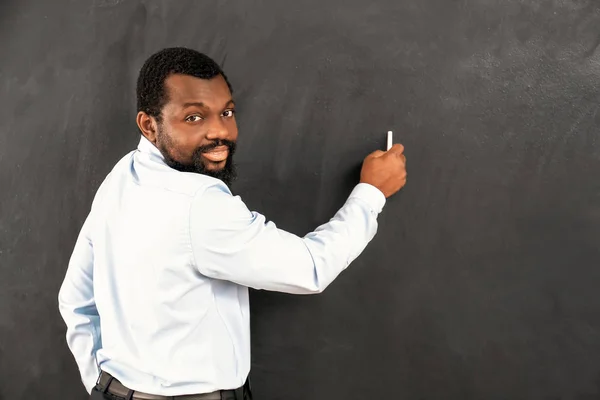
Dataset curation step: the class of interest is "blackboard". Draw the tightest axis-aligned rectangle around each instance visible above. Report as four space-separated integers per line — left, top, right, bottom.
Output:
2 1 600 399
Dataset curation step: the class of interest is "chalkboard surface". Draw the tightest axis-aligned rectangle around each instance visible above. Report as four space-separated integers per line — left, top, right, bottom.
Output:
2 1 600 399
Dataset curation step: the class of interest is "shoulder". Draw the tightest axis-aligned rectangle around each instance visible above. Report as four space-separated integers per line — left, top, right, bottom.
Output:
191 180 241 209
190 181 256 224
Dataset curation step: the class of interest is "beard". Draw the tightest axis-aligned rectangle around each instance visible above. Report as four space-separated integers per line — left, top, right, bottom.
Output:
155 126 238 187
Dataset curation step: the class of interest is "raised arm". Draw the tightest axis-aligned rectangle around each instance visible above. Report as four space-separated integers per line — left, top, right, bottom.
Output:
190 182 385 293
189 144 407 293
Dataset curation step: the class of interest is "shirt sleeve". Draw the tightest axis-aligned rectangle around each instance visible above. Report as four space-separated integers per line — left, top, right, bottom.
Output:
189 183 386 294
57 213 102 394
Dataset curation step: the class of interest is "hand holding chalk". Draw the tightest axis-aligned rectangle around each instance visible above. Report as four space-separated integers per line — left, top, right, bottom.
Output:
359 131 407 198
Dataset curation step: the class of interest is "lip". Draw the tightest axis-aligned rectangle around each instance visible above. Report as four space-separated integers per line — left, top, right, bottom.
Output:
201 146 229 163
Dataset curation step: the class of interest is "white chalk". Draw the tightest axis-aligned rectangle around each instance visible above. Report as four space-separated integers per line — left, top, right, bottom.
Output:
387 130 393 151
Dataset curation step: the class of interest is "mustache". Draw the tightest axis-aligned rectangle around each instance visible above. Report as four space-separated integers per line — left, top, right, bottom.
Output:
194 139 237 155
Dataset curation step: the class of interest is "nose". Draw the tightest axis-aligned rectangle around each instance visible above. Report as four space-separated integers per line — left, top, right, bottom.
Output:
205 117 229 141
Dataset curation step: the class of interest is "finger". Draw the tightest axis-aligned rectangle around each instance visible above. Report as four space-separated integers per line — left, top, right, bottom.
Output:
368 150 386 158
385 143 405 156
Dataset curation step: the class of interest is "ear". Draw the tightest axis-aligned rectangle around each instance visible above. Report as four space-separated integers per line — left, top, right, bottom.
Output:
136 111 158 143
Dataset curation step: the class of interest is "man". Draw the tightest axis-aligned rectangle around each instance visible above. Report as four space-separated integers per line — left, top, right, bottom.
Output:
58 47 407 400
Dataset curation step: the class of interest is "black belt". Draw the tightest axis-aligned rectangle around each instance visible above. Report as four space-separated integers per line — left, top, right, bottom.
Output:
97 371 248 400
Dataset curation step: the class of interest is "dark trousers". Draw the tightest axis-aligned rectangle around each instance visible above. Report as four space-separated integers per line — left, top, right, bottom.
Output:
89 378 253 400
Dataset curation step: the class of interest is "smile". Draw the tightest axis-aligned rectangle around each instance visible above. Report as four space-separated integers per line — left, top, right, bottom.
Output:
201 146 229 163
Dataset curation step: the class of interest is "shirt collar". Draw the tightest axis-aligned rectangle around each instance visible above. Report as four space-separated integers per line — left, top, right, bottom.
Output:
137 135 166 162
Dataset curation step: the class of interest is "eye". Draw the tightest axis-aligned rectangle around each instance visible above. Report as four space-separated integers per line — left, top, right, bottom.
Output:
185 115 203 122
222 110 235 118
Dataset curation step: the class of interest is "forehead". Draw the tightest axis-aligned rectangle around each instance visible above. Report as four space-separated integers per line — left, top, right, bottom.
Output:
163 73 231 108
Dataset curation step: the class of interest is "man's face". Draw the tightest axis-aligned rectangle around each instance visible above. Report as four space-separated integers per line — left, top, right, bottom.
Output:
152 74 238 186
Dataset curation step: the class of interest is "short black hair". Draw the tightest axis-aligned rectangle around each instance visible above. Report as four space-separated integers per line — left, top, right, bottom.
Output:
136 47 233 122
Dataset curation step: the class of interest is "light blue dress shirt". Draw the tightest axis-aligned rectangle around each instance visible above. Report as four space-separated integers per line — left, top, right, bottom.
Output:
58 135 386 396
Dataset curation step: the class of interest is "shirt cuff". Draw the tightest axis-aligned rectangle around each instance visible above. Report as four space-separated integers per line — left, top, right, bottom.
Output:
348 183 386 214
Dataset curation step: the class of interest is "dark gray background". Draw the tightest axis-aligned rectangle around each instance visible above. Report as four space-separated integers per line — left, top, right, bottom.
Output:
2 0 600 399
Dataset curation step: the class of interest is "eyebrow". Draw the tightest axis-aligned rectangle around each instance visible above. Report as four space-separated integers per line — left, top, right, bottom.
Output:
182 100 235 109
